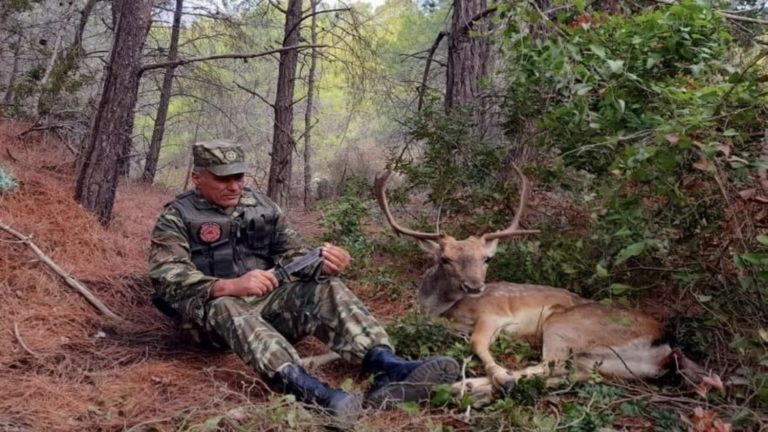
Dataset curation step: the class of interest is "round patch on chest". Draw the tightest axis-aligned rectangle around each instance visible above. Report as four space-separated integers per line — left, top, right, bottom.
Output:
198 222 222 243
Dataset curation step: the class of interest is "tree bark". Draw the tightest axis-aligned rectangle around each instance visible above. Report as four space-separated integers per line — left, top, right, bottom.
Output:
445 0 492 111
267 0 302 209
2 33 22 106
35 0 102 117
303 0 319 210
142 0 184 184
74 0 154 225
34 1 76 117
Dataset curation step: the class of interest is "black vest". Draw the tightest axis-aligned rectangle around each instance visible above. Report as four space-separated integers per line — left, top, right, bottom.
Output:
170 188 281 278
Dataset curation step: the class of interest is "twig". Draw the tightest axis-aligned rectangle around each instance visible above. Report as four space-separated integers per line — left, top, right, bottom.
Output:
417 31 448 111
139 44 327 73
0 221 122 321
13 322 40 357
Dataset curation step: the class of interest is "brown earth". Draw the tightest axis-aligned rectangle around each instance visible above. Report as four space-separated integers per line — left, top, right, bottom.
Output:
0 119 439 431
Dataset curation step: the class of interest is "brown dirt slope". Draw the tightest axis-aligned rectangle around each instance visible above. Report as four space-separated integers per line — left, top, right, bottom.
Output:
0 119 436 431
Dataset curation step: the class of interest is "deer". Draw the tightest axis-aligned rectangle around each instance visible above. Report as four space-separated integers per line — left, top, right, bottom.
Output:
373 165 723 403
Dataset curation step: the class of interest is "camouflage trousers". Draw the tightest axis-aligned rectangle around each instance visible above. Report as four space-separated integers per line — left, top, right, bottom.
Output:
195 277 392 378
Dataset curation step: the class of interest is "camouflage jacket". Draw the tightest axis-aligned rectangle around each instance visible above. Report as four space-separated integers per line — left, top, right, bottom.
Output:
148 188 309 317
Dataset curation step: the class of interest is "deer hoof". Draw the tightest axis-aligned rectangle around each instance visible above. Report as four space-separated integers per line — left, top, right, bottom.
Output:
501 379 517 396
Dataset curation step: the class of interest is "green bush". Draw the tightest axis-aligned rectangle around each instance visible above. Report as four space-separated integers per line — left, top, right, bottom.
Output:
0 166 17 192
319 179 372 259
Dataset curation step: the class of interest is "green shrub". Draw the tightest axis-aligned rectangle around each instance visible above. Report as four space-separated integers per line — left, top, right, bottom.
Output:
0 166 17 192
319 179 372 259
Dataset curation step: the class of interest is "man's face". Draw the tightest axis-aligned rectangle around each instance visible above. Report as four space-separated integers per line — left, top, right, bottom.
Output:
192 169 245 209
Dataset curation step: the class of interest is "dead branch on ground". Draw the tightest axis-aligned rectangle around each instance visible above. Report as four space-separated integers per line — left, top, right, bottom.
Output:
0 221 123 321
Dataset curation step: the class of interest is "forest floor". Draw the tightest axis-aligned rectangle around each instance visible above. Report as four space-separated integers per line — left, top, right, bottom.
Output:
0 118 450 431
0 118 761 431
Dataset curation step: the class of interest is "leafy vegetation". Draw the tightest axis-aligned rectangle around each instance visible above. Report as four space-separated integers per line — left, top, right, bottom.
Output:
381 0 767 429
319 179 374 259
0 165 17 192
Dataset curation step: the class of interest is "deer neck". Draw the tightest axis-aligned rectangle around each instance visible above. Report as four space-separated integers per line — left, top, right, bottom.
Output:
417 264 465 318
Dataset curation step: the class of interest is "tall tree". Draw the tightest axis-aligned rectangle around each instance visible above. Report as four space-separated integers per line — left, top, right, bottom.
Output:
445 0 494 111
36 0 102 117
2 33 22 107
267 0 302 209
74 0 154 225
142 0 184 184
303 0 319 209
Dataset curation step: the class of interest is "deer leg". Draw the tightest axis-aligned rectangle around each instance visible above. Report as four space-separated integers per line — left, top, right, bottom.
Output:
470 319 518 393
450 377 495 406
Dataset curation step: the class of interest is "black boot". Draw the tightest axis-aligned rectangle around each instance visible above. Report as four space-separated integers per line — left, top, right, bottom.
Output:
362 345 459 409
272 363 363 422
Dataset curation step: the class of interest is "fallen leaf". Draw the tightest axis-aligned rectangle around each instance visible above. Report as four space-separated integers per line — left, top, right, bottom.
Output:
738 188 756 200
693 157 709 171
715 143 731 157
665 133 679 144
687 407 733 432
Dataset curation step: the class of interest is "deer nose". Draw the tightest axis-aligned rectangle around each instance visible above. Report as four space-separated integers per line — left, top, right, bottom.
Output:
461 282 485 294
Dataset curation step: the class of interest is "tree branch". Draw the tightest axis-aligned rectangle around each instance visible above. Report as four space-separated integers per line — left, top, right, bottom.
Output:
459 5 498 36
418 31 448 111
269 0 287 14
234 81 275 108
139 44 327 74
0 222 122 321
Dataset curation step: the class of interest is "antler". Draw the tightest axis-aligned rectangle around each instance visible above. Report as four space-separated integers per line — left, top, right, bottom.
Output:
374 170 442 240
484 163 539 241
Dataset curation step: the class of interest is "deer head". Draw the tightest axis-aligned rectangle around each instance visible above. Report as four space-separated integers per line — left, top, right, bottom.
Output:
374 165 538 303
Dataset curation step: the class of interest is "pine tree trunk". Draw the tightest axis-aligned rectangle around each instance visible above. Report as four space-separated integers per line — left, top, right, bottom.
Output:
303 0 319 210
267 0 302 209
2 33 22 106
142 0 184 184
36 0 102 118
445 0 492 111
74 0 153 225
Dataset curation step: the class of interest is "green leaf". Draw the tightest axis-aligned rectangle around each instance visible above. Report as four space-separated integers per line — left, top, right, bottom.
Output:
722 129 738 137
757 235 768 246
203 415 223 430
740 253 768 265
397 401 420 415
615 241 646 264
589 44 607 59
596 263 609 278
572 83 593 95
430 384 452 407
645 54 661 69
609 283 631 295
606 59 625 74
533 414 558 432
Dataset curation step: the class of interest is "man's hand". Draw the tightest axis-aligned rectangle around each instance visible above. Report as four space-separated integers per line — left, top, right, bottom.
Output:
321 243 351 275
210 269 279 298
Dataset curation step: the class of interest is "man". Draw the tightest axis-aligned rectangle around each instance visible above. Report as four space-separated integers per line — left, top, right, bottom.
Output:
148 141 459 421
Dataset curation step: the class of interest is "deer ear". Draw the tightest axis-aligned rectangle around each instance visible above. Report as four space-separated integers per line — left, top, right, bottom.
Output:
418 239 441 255
485 238 499 257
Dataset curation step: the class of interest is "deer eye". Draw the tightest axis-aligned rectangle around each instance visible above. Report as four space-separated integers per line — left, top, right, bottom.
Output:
440 257 451 265
484 256 492 264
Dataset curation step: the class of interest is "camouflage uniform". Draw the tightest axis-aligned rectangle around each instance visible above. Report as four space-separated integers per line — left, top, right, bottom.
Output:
148 141 392 378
